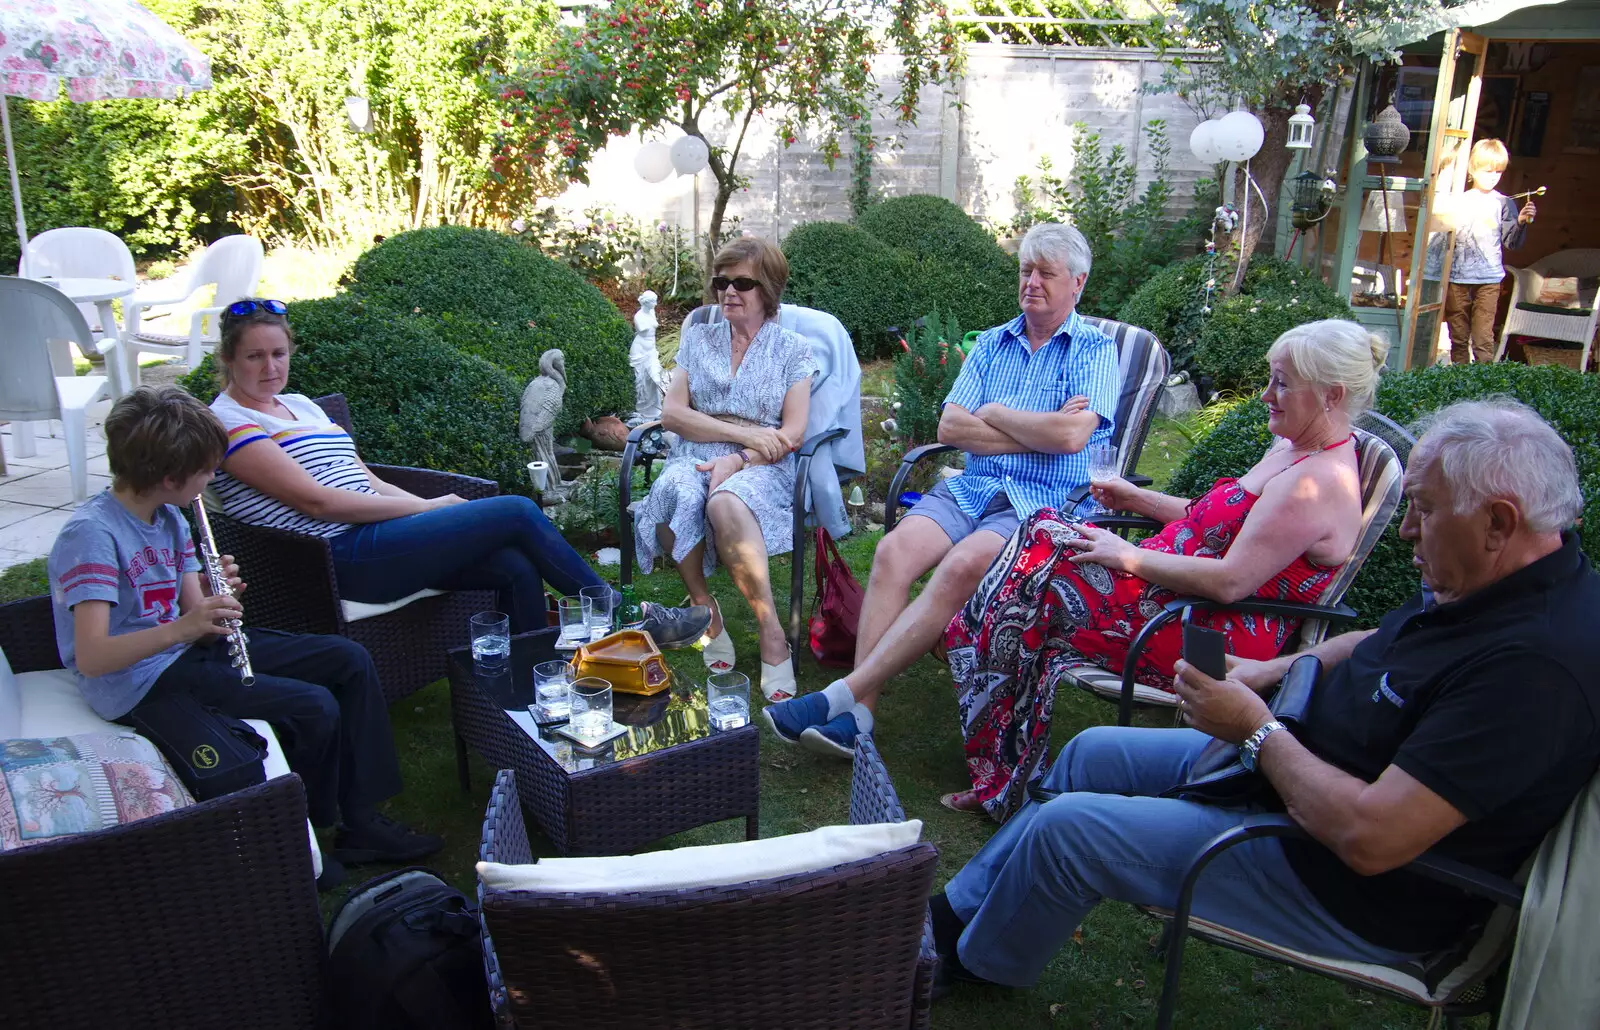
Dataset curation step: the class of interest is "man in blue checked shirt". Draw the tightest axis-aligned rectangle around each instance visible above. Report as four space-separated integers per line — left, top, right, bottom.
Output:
766 222 1120 758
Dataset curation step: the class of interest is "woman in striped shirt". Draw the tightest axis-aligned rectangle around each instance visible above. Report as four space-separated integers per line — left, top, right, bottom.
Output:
206 300 710 646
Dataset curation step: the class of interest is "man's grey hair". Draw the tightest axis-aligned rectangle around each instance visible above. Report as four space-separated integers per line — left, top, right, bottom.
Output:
1019 222 1092 279
1411 397 1583 533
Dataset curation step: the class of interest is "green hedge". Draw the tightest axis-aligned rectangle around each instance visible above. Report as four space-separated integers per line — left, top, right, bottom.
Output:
1118 253 1353 388
346 227 632 433
1169 363 1600 626
783 221 919 358
180 295 529 492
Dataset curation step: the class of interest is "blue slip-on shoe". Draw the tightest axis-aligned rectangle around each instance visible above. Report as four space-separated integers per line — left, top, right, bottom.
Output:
799 712 860 760
761 692 831 744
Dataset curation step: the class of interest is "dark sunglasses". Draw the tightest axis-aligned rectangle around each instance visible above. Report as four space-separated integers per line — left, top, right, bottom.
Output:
223 299 288 319
710 276 761 294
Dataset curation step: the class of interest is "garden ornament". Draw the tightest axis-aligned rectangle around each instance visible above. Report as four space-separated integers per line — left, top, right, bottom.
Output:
634 141 673 182
1189 119 1227 165
520 349 569 502
629 291 667 424
1286 103 1316 150
670 135 710 175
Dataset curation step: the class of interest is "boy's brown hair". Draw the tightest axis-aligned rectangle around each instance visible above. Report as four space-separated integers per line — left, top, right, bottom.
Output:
103 386 229 493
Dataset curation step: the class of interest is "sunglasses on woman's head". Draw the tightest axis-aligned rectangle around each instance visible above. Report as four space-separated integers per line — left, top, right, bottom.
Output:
710 276 761 293
224 299 288 319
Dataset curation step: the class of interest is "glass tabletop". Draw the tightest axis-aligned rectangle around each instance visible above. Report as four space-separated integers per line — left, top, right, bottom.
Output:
450 627 740 774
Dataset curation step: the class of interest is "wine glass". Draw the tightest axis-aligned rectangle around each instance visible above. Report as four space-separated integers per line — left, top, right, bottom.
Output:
1087 443 1119 515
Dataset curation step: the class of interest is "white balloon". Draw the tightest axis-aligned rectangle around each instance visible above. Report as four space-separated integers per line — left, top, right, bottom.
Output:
1217 110 1265 163
1189 119 1227 165
634 142 673 183
670 135 709 175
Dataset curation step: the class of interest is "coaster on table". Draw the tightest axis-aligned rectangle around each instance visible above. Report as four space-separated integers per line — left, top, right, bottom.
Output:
551 720 629 750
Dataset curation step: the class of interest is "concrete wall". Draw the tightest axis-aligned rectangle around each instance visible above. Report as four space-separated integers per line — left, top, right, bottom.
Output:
546 44 1218 244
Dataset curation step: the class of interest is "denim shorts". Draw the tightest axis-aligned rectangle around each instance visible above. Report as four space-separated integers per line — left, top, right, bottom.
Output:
902 479 1022 545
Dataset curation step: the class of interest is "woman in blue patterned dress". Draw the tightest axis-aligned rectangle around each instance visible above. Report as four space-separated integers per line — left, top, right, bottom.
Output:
633 237 817 702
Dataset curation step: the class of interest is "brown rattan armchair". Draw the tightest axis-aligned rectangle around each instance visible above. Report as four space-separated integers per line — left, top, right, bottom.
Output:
477 734 940 1029
204 392 500 702
0 596 327 1030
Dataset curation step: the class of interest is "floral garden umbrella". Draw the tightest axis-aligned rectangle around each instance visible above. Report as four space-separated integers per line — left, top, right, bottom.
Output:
0 0 212 260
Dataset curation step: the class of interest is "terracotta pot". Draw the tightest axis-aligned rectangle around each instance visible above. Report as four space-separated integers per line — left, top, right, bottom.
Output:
580 415 629 452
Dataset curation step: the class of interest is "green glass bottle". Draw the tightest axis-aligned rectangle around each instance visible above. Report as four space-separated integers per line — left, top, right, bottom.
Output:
618 584 646 632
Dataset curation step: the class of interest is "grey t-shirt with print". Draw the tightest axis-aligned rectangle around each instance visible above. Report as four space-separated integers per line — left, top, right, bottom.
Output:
47 490 201 719
1423 190 1527 285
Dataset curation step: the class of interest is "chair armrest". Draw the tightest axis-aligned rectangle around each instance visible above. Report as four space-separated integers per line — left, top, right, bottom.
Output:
0 596 63 673
886 443 958 531
1126 472 1153 488
850 736 909 825
368 465 499 501
618 420 665 588
1083 514 1163 533
207 514 345 634
188 304 225 348
797 426 847 459
480 768 534 866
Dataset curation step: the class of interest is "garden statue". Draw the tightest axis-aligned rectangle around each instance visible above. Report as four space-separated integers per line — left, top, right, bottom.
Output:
520 349 569 502
629 290 666 425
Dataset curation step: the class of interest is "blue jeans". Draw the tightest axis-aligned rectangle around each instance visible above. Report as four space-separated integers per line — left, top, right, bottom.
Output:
945 726 1423 986
326 496 604 635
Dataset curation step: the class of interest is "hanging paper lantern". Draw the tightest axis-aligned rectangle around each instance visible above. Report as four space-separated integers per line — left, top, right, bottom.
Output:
1286 103 1316 150
1189 119 1226 164
1216 110 1265 163
670 135 710 175
634 142 673 182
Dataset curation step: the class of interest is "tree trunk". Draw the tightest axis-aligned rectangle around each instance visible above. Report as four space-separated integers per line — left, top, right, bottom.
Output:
705 182 735 301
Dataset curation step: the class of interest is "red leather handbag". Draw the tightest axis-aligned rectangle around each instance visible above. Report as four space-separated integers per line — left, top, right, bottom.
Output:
809 526 865 668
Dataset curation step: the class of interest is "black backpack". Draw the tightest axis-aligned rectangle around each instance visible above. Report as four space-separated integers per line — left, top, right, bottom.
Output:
326 867 494 1030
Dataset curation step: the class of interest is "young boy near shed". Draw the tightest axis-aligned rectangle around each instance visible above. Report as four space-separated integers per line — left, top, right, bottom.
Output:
1434 137 1537 365
47 386 441 887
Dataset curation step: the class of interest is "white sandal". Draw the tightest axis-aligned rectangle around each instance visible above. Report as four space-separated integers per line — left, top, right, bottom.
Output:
761 652 797 702
701 600 735 672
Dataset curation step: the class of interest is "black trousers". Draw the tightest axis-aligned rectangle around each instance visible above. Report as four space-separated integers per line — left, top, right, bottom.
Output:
124 630 403 827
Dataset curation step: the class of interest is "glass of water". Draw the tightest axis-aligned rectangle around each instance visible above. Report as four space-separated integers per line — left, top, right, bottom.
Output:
532 659 572 721
1086 442 1119 514
706 671 751 731
580 584 614 640
470 611 510 667
569 677 613 740
557 596 592 647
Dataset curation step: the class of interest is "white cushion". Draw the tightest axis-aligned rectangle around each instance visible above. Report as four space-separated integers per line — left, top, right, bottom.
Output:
341 587 446 624
13 668 321 876
478 819 923 894
0 647 19 739
1068 666 1181 707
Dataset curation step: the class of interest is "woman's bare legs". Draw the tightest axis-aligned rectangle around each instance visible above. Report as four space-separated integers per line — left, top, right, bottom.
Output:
705 491 787 664
657 524 719 637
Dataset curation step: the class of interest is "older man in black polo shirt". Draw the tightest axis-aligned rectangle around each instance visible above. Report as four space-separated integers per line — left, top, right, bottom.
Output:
931 398 1600 989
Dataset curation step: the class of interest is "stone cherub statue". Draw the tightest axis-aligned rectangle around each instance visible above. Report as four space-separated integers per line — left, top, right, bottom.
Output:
629 290 667 425
519 349 568 502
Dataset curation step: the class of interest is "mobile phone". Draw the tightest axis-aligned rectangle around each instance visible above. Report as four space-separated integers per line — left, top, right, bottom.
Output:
1181 609 1227 680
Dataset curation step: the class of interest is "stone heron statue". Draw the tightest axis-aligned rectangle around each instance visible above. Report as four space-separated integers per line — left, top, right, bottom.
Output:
519 349 568 502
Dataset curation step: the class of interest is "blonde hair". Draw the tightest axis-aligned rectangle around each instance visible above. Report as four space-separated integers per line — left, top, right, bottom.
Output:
1266 319 1389 414
1468 138 1509 176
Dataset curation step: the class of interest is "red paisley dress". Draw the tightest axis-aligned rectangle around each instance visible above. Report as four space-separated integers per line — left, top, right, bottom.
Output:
943 443 1348 822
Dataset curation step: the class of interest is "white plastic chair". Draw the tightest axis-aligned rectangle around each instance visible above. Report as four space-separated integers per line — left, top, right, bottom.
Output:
17 227 138 336
119 234 264 388
0 277 112 503
1496 248 1600 369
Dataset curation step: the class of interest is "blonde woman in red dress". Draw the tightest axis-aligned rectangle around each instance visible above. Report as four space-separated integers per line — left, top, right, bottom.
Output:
944 319 1389 821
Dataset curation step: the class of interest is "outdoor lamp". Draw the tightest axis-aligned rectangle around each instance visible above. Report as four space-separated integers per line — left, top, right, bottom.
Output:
1286 103 1315 150
1363 96 1410 164
670 135 709 175
634 141 673 183
345 95 373 134
1359 189 1408 234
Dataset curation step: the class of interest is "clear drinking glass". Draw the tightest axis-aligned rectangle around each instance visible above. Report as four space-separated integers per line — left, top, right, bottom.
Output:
1086 442 1119 515
580 585 614 640
569 677 613 740
557 596 592 647
706 671 751 731
532 659 572 720
470 611 510 667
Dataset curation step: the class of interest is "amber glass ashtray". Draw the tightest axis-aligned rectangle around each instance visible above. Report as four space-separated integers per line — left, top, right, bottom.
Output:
572 630 672 695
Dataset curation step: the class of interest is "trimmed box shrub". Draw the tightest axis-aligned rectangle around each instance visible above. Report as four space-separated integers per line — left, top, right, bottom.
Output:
346 226 633 433
783 220 919 359
1169 363 1600 626
180 295 529 492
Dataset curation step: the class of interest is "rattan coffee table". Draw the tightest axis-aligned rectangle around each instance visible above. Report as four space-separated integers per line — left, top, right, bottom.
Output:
448 628 760 856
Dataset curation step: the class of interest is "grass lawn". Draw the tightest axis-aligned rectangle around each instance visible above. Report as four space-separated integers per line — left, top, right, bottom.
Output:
0 420 1477 1029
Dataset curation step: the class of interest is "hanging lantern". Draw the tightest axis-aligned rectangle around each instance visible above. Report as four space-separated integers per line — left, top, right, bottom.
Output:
1363 96 1411 164
1286 103 1315 150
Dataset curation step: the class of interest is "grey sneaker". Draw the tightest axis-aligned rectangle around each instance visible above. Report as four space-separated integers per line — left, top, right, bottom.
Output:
639 601 713 649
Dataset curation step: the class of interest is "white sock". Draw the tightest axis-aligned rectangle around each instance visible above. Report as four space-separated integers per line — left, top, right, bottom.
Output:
822 680 856 720
851 703 875 734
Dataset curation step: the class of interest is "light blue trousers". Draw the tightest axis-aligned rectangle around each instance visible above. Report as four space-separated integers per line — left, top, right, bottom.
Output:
944 726 1423 986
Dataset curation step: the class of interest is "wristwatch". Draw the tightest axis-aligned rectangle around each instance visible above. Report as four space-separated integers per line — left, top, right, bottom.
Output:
1239 720 1286 772
737 449 753 468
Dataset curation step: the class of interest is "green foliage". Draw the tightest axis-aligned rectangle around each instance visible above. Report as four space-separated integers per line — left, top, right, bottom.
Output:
782 221 919 359
0 558 50 605
180 295 529 492
848 119 880 222
345 227 633 433
1169 363 1600 627
959 0 1175 46
1116 253 1215 375
893 310 964 448
513 207 633 283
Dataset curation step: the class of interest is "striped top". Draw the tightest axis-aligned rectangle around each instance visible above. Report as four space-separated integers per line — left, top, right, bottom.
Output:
210 392 372 538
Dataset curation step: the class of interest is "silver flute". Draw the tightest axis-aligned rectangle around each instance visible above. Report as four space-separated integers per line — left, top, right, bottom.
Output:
191 500 255 685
